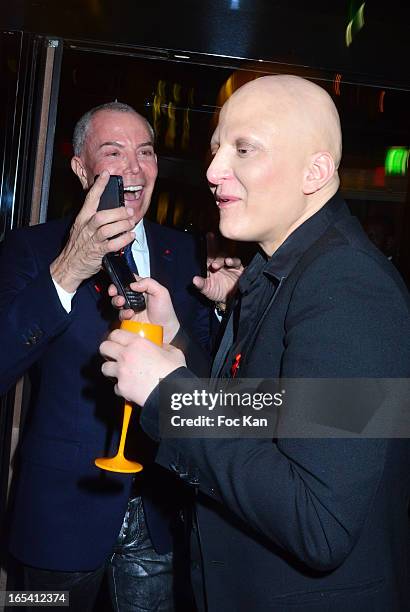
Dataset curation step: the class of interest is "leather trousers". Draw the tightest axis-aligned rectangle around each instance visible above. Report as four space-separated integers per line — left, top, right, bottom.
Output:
22 562 105 611
107 496 174 612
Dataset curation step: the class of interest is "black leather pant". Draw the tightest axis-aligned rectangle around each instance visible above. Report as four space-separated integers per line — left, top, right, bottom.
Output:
22 496 174 612
107 496 174 612
23 562 106 611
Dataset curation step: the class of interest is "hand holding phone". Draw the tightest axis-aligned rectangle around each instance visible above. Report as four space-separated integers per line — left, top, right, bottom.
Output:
103 252 146 312
96 174 124 211
97 175 146 312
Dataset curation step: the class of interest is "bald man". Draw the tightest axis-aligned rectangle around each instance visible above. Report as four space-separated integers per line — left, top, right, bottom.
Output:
100 76 410 611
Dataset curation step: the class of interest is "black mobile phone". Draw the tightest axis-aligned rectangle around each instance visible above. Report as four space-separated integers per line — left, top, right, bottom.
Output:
96 175 146 312
103 252 146 312
96 175 124 211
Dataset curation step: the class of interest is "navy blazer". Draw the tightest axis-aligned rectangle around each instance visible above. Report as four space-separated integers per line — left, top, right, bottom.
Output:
142 195 410 611
0 216 210 571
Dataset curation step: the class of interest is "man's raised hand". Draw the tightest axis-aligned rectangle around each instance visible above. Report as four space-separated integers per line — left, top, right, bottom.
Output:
192 232 244 304
50 171 137 292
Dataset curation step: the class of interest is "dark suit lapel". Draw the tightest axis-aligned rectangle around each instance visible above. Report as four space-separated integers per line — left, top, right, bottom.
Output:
247 276 285 345
211 310 235 377
239 277 286 373
144 219 177 292
212 277 286 378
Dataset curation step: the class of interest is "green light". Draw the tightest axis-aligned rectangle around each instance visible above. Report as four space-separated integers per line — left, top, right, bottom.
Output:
346 2 366 47
385 147 409 176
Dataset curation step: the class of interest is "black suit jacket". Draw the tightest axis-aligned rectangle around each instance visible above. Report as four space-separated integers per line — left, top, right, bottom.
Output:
0 216 210 571
142 194 410 611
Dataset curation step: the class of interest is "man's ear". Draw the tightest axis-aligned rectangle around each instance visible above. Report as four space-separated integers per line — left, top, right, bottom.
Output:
71 156 90 190
302 152 335 195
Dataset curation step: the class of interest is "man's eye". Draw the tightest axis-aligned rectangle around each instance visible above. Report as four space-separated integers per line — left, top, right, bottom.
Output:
105 151 120 157
140 149 154 157
237 147 250 155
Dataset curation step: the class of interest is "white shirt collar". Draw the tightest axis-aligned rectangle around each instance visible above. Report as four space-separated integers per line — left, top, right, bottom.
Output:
132 219 147 250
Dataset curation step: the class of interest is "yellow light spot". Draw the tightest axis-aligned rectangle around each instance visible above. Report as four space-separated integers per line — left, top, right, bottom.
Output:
156 192 169 224
164 102 176 149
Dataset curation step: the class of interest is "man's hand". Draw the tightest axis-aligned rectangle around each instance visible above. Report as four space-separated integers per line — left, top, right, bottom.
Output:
50 171 138 292
193 256 243 303
109 277 180 344
192 232 244 304
100 329 186 406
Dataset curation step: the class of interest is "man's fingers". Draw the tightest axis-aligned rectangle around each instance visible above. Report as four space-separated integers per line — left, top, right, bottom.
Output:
105 231 135 254
224 257 243 270
111 294 126 309
95 218 135 243
93 206 134 229
129 277 168 298
83 170 110 215
119 308 136 321
111 294 124 308
208 258 226 271
108 284 119 297
208 256 243 272
101 360 118 379
105 328 136 347
192 275 206 290
110 289 134 317
99 338 123 361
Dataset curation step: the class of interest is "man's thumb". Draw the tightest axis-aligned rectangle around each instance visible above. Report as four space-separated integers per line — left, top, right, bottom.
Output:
192 275 206 291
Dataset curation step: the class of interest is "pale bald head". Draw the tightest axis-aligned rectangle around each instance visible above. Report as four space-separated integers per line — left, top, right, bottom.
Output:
225 74 342 171
207 75 343 254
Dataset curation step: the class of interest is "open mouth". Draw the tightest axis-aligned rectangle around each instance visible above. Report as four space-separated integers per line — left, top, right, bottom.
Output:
215 194 239 207
124 185 143 200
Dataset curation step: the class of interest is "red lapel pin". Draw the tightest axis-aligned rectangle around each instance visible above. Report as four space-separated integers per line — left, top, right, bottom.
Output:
231 353 242 378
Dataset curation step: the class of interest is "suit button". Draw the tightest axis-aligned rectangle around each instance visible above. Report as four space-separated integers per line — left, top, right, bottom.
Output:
24 327 44 345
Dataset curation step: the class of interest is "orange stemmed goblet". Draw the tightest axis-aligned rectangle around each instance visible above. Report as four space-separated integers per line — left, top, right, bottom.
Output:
95 320 163 473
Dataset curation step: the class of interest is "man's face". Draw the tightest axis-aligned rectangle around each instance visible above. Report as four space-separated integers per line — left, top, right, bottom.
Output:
72 110 158 222
206 90 308 255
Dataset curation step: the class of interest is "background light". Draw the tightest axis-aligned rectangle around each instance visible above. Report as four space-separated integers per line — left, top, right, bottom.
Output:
385 147 409 176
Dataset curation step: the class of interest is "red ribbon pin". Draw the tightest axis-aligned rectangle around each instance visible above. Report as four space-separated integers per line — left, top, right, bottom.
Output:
231 353 242 378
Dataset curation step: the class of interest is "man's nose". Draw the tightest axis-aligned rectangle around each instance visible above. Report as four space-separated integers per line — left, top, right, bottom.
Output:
125 153 142 174
206 152 232 185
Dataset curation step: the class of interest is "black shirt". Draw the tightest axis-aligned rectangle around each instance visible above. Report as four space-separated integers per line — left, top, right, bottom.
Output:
216 193 350 378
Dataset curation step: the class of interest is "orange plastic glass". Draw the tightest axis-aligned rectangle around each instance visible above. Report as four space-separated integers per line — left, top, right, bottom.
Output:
95 320 163 473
